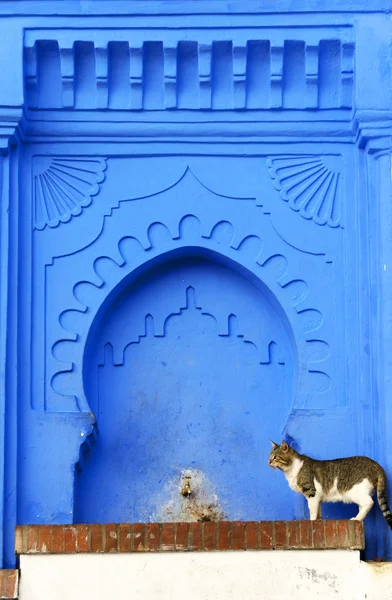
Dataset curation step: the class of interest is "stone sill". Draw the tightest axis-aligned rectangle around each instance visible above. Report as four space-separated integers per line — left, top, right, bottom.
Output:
0 570 19 599
15 520 364 554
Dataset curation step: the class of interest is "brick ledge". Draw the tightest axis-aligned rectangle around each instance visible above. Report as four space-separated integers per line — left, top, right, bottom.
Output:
0 570 19 599
15 520 364 554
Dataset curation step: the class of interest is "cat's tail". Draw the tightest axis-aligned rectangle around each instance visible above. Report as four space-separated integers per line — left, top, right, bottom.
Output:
377 470 392 529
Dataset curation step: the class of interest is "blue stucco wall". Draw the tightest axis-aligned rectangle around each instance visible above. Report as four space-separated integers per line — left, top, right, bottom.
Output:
0 0 391 567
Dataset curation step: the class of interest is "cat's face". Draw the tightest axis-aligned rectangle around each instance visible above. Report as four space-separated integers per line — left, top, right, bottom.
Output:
268 440 293 471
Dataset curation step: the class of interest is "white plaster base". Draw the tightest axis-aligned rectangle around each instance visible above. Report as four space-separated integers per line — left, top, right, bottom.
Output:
18 551 392 600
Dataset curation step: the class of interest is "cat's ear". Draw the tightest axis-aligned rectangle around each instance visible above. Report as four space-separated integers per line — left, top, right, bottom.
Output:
281 441 289 453
270 440 279 448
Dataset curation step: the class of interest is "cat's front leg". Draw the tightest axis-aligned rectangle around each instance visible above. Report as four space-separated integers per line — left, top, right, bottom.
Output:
307 495 321 521
301 481 321 520
302 484 316 498
317 503 322 520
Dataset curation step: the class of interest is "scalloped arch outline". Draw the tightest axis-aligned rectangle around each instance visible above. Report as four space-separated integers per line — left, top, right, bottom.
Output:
49 214 331 413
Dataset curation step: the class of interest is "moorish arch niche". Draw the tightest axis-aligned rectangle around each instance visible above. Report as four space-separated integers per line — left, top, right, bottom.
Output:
74 250 297 523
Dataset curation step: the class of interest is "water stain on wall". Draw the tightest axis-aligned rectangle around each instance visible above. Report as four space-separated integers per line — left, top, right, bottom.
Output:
150 469 226 522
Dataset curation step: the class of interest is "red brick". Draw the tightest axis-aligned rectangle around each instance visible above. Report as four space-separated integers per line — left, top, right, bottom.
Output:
13 519 361 556
189 522 202 551
259 522 273 549
231 521 245 550
299 521 312 548
336 520 350 548
14 527 23 554
105 524 118 552
324 520 338 548
51 526 64 553
245 522 259 550
133 523 146 551
26 525 40 553
352 520 365 549
0 571 5 598
90 524 103 552
346 520 359 549
38 526 52 553
274 521 287 549
203 522 217 551
175 522 188 551
2 570 18 599
64 526 77 553
76 524 89 552
218 521 231 550
287 520 300 548
147 523 160 552
119 524 132 552
162 523 175 551
312 520 325 548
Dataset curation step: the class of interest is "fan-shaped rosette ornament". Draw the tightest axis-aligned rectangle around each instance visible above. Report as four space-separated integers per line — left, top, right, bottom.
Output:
267 156 342 228
33 158 107 230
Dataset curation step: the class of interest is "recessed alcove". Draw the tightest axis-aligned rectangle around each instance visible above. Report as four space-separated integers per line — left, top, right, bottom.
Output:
74 251 296 524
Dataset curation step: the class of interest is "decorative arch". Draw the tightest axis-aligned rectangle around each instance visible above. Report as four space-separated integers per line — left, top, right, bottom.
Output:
50 213 330 414
74 252 297 522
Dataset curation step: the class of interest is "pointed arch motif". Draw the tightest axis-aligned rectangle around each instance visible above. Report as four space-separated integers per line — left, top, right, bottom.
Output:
49 211 330 413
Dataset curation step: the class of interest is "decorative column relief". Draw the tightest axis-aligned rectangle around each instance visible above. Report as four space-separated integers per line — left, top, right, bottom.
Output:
352 116 392 560
357 118 392 440
198 43 212 109
95 46 109 109
340 43 354 109
270 46 284 109
59 45 74 108
305 45 318 109
233 45 247 110
24 45 38 109
130 46 143 110
164 46 177 109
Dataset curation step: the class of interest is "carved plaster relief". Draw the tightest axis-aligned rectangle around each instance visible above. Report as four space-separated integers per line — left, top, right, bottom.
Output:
40 169 333 414
33 157 107 230
267 156 342 228
24 34 354 111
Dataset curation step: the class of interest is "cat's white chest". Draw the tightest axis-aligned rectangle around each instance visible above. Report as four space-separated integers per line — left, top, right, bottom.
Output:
284 458 304 493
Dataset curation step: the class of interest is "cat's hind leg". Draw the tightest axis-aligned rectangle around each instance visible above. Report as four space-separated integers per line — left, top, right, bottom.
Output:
351 498 374 521
347 479 375 521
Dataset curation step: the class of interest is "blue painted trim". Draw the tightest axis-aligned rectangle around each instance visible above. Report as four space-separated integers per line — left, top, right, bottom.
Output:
0 1 390 15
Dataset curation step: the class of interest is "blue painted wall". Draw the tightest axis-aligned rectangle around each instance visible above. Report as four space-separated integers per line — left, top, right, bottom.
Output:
0 0 391 567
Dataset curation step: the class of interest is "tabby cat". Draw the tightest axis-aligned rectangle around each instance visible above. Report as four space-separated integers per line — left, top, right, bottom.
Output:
268 440 392 527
